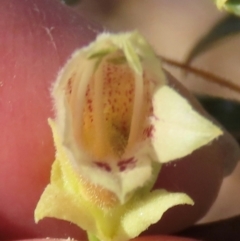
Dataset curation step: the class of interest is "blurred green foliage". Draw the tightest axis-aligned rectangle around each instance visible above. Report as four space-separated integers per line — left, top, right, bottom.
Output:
213 0 240 16
185 15 240 64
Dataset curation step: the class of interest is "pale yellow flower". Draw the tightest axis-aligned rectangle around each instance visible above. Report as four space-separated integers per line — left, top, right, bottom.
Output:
35 32 222 241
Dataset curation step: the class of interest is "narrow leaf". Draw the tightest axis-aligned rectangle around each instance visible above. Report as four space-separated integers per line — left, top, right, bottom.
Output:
198 96 240 132
186 15 240 64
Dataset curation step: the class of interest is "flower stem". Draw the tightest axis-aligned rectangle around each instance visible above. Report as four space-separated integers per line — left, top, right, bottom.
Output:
161 56 240 95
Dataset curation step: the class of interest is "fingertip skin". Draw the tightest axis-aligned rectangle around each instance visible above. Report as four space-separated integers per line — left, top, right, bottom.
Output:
0 0 239 239
0 0 101 239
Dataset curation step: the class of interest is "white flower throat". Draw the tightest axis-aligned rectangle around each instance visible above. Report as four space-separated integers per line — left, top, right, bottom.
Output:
49 31 222 204
66 52 154 171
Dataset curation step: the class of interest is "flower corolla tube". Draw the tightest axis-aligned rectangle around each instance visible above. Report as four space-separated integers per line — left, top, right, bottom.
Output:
35 31 222 241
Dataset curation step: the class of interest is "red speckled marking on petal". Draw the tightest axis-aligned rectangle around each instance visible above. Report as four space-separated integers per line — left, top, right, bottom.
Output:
94 161 112 172
118 157 137 172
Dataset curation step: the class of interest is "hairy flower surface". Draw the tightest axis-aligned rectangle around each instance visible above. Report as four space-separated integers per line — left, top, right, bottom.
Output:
35 32 222 241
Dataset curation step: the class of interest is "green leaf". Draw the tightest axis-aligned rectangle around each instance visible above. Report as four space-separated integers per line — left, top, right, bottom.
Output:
214 0 240 16
198 96 240 132
185 15 240 64
198 96 240 149
226 1 240 16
